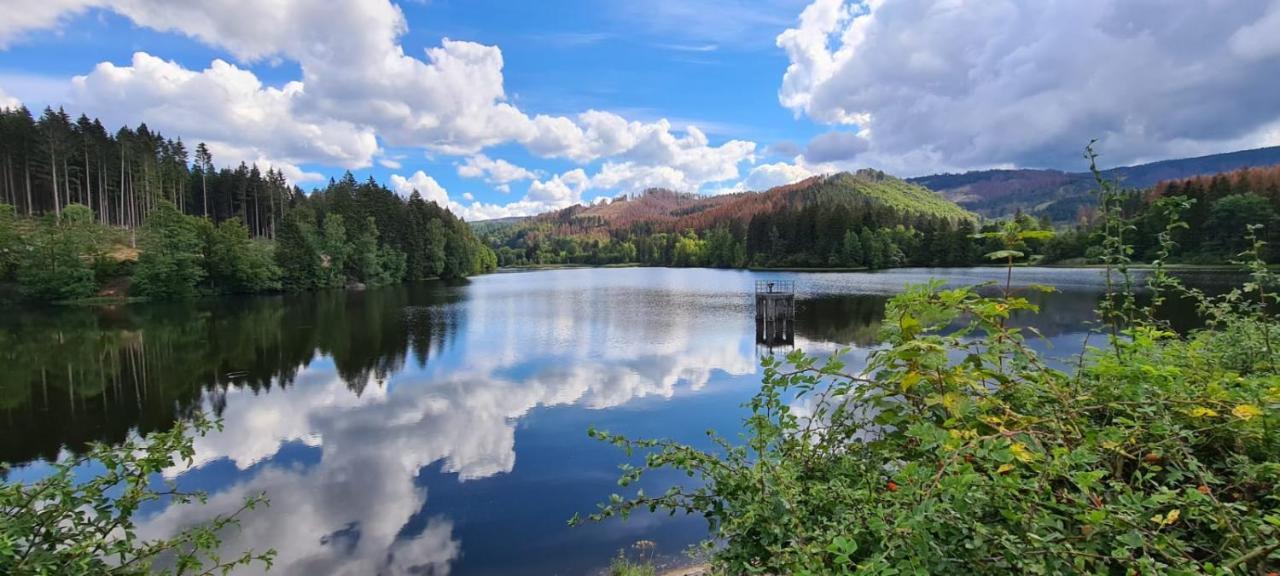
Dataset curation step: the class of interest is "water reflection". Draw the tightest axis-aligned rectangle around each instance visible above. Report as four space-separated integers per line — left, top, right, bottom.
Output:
1 267 1206 575
0 285 461 466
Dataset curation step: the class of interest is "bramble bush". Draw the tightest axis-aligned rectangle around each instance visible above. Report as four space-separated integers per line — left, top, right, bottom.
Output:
578 146 1280 574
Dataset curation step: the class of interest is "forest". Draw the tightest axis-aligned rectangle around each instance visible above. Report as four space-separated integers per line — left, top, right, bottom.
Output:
1040 164 1280 264
0 105 496 302
483 164 1280 270
483 171 988 269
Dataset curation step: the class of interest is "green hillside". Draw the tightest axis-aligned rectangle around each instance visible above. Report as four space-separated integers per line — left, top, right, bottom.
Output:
480 170 979 269
810 170 974 221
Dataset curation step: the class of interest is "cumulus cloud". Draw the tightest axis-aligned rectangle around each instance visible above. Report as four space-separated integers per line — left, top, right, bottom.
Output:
133 285 760 574
778 0 1280 171
68 52 376 182
712 160 818 194
456 154 537 186
389 171 450 205
2 0 759 198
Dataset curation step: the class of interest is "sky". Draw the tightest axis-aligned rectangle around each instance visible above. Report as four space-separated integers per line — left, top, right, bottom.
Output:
1 0 1278 221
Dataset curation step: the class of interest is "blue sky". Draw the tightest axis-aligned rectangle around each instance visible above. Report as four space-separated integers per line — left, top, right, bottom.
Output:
1 0 1278 220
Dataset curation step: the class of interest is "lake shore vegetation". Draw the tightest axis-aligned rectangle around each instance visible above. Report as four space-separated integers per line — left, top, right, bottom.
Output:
579 147 1280 574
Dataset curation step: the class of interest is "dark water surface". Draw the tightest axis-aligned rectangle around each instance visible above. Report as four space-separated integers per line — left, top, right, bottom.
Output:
0 267 1226 575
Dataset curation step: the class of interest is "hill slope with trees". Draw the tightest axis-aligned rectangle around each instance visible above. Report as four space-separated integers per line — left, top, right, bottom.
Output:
481 170 979 269
0 104 495 302
911 145 1280 222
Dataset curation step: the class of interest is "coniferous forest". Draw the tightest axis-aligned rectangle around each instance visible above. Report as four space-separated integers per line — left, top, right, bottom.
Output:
0 105 496 302
480 167 1280 271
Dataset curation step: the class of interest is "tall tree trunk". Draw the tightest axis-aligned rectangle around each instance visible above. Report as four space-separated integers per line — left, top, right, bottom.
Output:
63 157 71 208
84 145 91 215
119 152 126 228
98 158 107 224
50 149 61 220
201 170 208 217
268 186 277 240
24 156 32 216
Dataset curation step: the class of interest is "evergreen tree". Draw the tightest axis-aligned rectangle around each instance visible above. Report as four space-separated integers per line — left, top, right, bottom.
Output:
276 208 322 291
841 228 863 267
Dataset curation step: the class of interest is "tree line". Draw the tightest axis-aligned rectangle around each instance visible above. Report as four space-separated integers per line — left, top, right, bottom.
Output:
0 106 294 234
487 203 1011 270
1039 165 1280 264
0 105 496 302
487 163 1280 270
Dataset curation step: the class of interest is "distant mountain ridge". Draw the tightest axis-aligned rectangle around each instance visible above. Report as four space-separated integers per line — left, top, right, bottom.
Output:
909 145 1280 222
475 169 972 239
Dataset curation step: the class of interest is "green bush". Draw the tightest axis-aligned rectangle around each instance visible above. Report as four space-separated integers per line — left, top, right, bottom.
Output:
580 163 1280 574
0 414 274 574
133 201 205 299
0 203 20 280
15 205 100 301
583 276 1280 574
200 217 282 293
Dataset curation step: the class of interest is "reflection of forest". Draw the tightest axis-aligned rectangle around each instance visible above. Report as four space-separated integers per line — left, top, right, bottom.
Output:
792 287 1209 349
793 295 889 347
0 284 463 465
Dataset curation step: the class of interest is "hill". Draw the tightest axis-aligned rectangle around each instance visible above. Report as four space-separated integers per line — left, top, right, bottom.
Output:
911 145 1280 222
480 170 979 269
502 169 970 236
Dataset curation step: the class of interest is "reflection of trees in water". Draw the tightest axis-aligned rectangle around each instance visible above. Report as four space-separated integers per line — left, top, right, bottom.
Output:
790 285 1214 352
793 295 889 347
792 290 1151 348
0 283 463 465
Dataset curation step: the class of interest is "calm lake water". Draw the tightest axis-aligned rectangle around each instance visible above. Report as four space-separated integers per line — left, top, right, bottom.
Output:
0 267 1234 575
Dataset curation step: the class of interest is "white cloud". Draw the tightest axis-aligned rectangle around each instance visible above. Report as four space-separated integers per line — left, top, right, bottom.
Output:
0 0 99 49
133 299 758 575
389 170 450 205
69 52 376 182
462 192 474 201
711 160 818 194
0 86 20 109
377 158 402 170
2 0 761 203
456 154 537 185
527 168 589 205
778 0 1280 171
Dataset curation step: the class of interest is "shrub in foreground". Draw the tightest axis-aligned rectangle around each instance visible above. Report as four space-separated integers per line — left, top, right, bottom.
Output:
0 415 274 575
582 273 1279 574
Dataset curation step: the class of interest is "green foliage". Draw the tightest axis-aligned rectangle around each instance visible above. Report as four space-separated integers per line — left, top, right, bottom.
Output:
608 555 656 576
133 201 205 299
16 204 100 301
583 278 1280 574
275 207 323 291
481 171 976 270
580 146 1280 574
0 203 22 280
0 413 275 574
840 228 863 267
608 541 658 576
318 214 350 288
199 217 282 293
1206 194 1276 257
818 170 974 221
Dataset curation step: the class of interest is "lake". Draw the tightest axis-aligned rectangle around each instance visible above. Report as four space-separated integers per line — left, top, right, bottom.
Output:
0 266 1231 575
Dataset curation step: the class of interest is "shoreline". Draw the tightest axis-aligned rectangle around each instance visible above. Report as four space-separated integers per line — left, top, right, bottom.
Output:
495 262 1259 273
